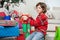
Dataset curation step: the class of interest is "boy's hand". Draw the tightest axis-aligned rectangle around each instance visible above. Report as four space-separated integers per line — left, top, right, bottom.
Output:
36 29 46 32
22 16 28 20
40 29 46 32
27 14 32 17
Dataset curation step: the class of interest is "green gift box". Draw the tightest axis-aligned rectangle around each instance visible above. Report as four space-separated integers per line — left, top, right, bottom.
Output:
25 32 30 38
54 26 60 40
22 23 27 33
27 23 31 32
22 23 31 33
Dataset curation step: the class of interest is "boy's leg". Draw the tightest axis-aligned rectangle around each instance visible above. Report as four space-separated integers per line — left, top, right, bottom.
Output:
32 32 44 40
25 32 37 40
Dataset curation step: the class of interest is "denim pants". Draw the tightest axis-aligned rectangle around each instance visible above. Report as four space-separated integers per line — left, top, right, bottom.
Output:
26 32 44 40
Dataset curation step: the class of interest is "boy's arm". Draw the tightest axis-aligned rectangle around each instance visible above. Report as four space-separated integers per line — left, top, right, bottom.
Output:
38 15 48 32
28 17 35 26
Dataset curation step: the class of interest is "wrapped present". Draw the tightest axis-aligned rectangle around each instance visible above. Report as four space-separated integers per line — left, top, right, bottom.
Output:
19 22 22 29
0 24 19 37
54 26 60 40
0 20 17 26
4 16 11 20
16 34 25 40
22 23 27 33
0 12 6 17
0 12 6 20
22 23 31 38
25 32 30 38
0 16 4 20
22 23 31 33
27 23 31 32
24 23 30 38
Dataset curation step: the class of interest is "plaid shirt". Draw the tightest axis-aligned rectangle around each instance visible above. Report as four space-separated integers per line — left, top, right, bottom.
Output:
29 13 48 35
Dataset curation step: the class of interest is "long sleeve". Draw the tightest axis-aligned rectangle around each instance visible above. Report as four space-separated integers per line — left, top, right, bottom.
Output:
38 14 48 35
29 14 48 35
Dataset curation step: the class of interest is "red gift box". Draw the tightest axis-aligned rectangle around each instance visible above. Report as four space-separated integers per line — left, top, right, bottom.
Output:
16 34 25 40
0 12 6 17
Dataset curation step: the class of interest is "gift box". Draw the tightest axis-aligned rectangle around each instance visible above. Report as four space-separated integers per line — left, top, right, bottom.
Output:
19 22 22 29
25 32 30 38
0 20 17 26
22 23 31 38
22 23 27 33
0 16 4 20
27 23 31 32
22 23 31 33
0 12 6 20
0 25 19 37
16 34 25 40
54 26 60 40
0 12 6 17
4 16 11 20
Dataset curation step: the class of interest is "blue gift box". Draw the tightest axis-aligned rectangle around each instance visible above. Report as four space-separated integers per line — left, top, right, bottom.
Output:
0 25 20 37
4 16 11 20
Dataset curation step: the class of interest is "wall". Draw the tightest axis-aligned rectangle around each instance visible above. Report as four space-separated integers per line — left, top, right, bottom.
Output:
9 0 60 19
45 0 60 19
45 0 60 7
25 0 44 19
24 0 60 19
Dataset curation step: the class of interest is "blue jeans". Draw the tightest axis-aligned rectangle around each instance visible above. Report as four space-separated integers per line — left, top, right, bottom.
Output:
26 32 44 40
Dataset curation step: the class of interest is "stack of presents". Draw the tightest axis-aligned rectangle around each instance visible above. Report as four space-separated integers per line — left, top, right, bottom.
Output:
16 14 34 40
0 10 19 40
0 10 35 40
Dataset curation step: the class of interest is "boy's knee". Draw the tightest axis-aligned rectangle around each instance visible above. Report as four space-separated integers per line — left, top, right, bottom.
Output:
37 32 44 37
32 32 44 40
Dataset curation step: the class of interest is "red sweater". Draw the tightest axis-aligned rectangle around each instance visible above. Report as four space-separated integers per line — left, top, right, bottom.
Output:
29 13 48 35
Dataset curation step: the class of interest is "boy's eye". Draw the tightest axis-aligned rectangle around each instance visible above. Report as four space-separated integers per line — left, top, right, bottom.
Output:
39 7 41 9
36 7 41 9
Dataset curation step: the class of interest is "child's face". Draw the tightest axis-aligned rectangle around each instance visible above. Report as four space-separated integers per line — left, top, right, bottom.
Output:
36 5 43 14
